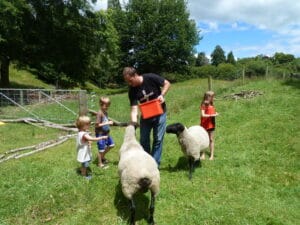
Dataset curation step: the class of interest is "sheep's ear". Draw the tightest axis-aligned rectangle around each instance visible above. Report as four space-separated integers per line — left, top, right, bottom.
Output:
176 123 185 132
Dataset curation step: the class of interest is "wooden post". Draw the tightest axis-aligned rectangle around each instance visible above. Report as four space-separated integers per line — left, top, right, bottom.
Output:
283 71 286 79
265 65 269 79
242 67 245 85
79 90 88 116
20 90 24 105
208 76 212 91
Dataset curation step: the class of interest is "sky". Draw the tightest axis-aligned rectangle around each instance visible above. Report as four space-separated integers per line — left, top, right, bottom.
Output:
93 0 300 59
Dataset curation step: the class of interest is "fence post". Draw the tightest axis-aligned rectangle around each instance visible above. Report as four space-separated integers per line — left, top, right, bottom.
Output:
20 89 24 105
265 65 269 79
79 90 88 116
242 66 245 85
208 76 212 90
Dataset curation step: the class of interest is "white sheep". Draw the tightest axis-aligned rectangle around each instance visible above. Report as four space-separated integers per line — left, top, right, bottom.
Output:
166 123 209 179
118 125 160 225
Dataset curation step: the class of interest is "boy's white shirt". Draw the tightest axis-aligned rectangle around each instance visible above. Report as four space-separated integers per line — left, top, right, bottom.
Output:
77 131 92 162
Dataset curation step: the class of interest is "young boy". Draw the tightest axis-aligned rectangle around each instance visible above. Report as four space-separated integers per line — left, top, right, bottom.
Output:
95 97 115 168
76 116 107 180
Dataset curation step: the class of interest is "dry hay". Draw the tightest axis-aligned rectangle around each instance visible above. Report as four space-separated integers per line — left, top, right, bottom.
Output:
223 90 263 100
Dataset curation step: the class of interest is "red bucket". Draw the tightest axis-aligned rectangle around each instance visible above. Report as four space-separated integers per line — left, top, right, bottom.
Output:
139 99 163 119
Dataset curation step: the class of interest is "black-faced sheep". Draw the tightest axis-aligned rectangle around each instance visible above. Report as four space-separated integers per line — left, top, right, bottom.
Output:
166 123 209 179
118 125 160 225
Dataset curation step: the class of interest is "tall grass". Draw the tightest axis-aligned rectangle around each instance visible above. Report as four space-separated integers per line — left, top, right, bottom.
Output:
0 78 299 225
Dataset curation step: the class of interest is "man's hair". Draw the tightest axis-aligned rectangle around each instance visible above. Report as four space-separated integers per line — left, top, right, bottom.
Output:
122 67 137 77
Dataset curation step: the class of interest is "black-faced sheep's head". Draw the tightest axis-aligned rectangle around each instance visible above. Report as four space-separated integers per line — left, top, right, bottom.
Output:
166 123 185 135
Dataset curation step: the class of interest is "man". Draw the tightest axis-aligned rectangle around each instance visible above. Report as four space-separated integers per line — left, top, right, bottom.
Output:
123 67 171 166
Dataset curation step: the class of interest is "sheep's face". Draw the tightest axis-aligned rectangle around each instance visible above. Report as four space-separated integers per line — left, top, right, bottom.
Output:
166 123 185 135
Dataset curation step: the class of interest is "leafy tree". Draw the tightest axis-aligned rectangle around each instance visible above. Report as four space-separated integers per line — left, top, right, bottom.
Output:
23 0 100 86
211 45 226 66
226 51 236 65
291 58 300 72
195 52 209 66
273 52 295 64
1 0 119 88
114 0 200 74
0 0 27 87
88 10 121 87
108 0 121 9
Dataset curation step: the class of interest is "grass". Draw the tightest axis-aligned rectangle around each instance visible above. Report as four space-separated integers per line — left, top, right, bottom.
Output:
8 65 54 89
0 78 299 225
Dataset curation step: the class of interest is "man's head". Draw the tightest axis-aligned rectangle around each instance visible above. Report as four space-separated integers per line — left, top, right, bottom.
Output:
123 67 142 87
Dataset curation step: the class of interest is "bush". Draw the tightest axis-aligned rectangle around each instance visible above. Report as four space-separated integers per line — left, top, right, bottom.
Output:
245 60 267 77
162 72 188 83
216 63 238 80
191 65 217 78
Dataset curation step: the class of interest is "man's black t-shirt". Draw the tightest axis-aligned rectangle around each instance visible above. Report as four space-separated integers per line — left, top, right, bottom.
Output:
128 73 166 112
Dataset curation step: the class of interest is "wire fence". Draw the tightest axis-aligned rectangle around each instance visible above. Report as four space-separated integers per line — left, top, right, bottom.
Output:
0 89 87 124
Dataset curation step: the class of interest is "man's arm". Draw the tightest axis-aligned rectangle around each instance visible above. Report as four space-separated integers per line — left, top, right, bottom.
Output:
158 79 171 102
130 105 139 123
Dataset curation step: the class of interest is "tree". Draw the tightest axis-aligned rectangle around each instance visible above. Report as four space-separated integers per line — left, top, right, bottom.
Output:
1 0 119 87
88 10 121 87
0 0 27 87
273 52 295 64
211 45 226 66
226 51 236 65
114 0 200 74
195 52 209 66
23 0 101 86
108 0 121 9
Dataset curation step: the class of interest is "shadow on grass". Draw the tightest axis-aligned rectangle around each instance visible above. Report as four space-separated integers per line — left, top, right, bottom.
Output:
160 156 202 176
160 156 189 172
282 79 300 89
114 181 151 224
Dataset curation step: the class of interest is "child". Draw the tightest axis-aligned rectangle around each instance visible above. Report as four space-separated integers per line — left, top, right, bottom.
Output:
76 116 107 179
200 91 219 160
95 96 115 168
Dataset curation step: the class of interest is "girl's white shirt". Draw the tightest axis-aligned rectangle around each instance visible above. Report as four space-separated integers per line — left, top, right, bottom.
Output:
76 131 92 162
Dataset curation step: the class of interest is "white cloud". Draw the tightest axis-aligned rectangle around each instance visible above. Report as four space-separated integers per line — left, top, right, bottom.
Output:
187 0 300 32
188 0 300 57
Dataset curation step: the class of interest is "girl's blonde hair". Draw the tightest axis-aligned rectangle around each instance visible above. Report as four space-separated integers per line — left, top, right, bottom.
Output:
99 96 111 106
201 91 215 106
76 116 91 129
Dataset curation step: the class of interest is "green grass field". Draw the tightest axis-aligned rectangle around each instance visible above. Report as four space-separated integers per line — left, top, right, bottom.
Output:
0 78 299 225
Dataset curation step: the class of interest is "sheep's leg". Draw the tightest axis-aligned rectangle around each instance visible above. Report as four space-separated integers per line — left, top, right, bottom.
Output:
148 191 155 225
198 158 202 167
129 199 136 225
194 158 201 168
188 156 194 180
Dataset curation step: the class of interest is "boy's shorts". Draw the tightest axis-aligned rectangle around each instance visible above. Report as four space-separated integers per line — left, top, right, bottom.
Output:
96 134 115 152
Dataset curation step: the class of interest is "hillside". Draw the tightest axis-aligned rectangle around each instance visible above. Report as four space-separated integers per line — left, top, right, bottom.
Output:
0 78 299 225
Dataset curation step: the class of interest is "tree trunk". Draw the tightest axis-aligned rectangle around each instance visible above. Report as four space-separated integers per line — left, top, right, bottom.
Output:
0 56 10 87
